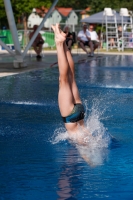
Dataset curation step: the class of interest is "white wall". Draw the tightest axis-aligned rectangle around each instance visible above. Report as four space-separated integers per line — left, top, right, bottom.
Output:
65 11 78 25
27 10 62 28
27 13 41 28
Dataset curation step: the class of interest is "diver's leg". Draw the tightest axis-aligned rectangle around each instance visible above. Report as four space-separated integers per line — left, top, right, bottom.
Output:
51 24 74 117
64 42 82 104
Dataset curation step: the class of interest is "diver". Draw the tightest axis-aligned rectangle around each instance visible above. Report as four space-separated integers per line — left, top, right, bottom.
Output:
51 24 91 144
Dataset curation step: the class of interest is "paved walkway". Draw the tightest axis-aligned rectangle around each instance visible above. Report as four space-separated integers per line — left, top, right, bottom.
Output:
0 49 133 78
0 51 58 78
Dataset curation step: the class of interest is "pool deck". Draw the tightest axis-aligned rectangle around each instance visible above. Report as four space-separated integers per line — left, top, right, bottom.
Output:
0 49 133 78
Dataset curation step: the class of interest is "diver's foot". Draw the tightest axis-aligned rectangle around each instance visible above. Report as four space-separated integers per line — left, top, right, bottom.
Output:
51 23 66 44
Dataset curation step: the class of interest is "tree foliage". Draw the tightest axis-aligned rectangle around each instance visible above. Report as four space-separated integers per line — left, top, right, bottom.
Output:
0 0 133 28
0 0 52 28
89 0 133 14
0 0 6 18
11 0 52 18
57 0 89 9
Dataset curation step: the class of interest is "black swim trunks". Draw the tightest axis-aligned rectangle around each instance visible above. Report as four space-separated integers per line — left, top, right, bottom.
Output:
62 103 85 123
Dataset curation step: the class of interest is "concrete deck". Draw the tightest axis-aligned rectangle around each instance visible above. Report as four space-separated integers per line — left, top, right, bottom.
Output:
0 49 133 78
0 51 58 78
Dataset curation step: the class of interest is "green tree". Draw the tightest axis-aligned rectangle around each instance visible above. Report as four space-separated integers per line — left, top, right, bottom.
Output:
0 0 8 28
1 0 133 29
0 0 52 29
120 0 133 11
57 0 90 9
11 0 52 19
11 0 52 30
90 0 133 13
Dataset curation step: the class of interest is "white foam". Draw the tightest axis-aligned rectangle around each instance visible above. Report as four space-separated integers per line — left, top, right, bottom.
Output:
51 127 69 144
51 100 111 166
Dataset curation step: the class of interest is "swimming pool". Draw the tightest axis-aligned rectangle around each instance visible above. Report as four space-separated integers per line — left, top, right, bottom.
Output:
0 54 133 200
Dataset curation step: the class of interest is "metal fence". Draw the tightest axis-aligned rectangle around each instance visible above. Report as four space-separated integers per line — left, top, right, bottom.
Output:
0 29 55 51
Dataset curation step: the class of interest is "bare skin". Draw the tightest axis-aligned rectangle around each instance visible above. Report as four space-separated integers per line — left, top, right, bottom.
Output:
29 25 44 56
51 24 91 141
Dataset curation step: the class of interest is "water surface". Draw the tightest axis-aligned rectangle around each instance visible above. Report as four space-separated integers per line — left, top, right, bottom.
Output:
0 55 133 200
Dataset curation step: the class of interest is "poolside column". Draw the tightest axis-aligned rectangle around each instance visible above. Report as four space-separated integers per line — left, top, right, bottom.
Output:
4 0 26 68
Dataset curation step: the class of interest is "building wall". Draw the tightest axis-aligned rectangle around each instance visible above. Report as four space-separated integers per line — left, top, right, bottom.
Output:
65 11 78 25
27 10 62 28
47 10 62 27
27 9 78 29
28 13 41 28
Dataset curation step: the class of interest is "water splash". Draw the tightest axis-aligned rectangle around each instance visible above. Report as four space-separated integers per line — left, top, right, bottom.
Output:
77 101 111 166
51 127 69 144
51 99 111 166
84 99 110 149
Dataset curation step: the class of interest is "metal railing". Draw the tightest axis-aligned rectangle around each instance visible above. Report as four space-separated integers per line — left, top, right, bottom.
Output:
0 29 55 51
101 31 133 51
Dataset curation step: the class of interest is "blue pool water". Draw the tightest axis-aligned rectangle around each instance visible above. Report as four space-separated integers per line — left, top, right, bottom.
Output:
0 55 133 200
